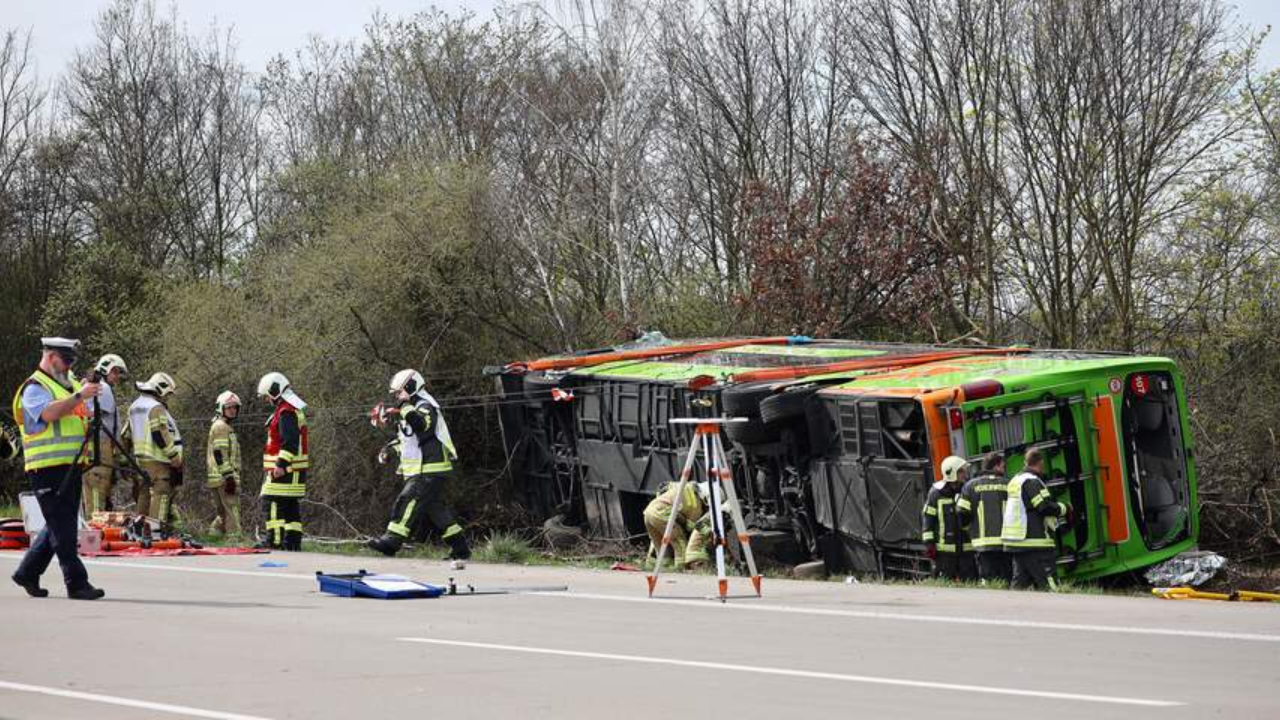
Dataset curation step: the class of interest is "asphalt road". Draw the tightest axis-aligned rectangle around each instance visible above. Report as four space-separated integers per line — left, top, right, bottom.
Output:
0 550 1276 720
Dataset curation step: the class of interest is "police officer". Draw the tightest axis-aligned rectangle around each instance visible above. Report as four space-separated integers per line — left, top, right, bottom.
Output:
643 480 711 571
957 452 1012 583
1003 448 1070 590
922 455 977 581
258 372 308 551
82 353 127 518
126 372 182 522
206 391 242 537
10 337 105 600
366 370 470 560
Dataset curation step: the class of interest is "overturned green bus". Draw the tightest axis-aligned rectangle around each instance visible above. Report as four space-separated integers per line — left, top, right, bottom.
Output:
491 337 1197 580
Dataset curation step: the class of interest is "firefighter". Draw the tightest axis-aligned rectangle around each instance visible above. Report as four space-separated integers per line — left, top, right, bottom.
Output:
257 372 308 551
82 353 127 518
643 480 711 570
957 452 1012 584
367 370 471 561
922 455 977 581
1002 448 1070 590
10 337 105 600
206 391 242 537
125 372 182 522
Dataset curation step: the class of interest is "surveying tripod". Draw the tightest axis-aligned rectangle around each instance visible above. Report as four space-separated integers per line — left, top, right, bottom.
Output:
60 371 149 520
647 417 761 603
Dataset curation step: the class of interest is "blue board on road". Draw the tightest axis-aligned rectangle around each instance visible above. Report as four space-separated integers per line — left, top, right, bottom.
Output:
316 571 445 599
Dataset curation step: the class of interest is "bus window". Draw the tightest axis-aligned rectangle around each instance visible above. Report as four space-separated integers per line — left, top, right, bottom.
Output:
1122 372 1190 549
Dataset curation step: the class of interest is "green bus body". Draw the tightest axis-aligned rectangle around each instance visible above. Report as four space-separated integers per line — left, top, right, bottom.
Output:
494 340 1197 580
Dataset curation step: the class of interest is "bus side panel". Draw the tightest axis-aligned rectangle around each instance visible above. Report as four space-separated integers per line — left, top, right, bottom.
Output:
1092 395 1131 545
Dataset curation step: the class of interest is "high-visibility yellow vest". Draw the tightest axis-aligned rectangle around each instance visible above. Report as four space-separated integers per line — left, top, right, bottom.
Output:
261 402 308 497
129 395 182 464
1002 472 1058 549
397 399 455 476
11 371 88 472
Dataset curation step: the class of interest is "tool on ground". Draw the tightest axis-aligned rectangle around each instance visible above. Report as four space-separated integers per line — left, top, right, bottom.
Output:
648 417 761 603
316 570 567 599
317 570 445 599
444 577 569 596
1153 586 1280 602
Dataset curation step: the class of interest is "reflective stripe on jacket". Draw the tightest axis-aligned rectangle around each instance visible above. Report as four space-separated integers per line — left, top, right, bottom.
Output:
129 395 182 464
11 371 87 471
1002 471 1065 549
206 417 241 486
644 482 707 531
923 484 973 553
397 398 455 476
957 474 1008 550
263 402 309 471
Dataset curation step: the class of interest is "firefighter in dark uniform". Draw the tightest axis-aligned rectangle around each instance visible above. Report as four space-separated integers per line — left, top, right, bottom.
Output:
1003 448 1070 590
257 372 308 551
366 369 470 560
10 337 105 600
957 452 1012 583
922 455 977 581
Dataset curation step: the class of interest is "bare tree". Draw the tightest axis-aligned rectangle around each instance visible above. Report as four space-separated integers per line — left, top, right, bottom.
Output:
0 29 41 199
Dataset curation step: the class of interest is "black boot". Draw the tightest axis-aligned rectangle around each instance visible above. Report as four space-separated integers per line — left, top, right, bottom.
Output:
12 574 48 598
446 533 471 561
68 584 106 601
366 534 403 557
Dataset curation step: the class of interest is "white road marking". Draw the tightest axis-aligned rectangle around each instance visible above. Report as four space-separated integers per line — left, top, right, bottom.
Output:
0 553 313 580
397 637 1182 707
0 679 275 720
536 591 1280 644
5 553 1274 644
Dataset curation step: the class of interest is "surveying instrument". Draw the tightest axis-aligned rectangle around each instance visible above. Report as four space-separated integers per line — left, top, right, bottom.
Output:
60 354 149 518
647 417 762 602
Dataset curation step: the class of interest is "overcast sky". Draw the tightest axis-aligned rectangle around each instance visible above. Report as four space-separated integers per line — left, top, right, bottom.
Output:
5 0 1280 78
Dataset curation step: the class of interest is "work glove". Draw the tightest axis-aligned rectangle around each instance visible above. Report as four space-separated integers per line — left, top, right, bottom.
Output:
925 544 937 561
1063 505 1076 527
222 474 237 494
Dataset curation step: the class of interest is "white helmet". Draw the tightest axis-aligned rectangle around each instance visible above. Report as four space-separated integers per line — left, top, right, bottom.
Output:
136 372 176 398
941 455 969 483
94 353 128 377
258 371 306 409
216 390 242 415
389 369 425 397
257 372 291 400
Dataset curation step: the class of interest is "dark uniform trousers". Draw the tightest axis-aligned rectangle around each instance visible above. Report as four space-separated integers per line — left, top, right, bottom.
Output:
934 551 978 582
389 474 464 543
14 467 90 590
1010 549 1057 590
263 470 306 551
975 551 1013 583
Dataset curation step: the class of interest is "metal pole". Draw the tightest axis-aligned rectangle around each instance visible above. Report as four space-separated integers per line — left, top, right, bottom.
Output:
647 430 703 597
714 431 761 596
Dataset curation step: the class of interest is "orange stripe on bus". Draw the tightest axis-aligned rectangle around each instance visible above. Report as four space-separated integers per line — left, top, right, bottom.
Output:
1092 396 1130 544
